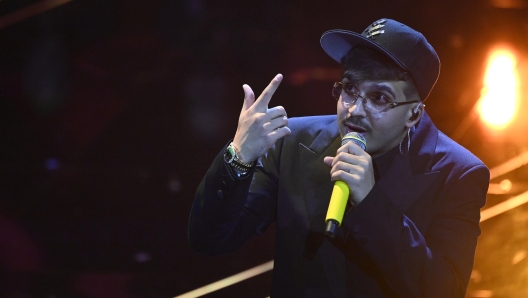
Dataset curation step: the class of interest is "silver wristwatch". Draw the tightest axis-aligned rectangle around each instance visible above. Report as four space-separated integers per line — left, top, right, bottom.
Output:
223 142 254 174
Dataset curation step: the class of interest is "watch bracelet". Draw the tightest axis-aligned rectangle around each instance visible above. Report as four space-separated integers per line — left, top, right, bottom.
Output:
230 158 254 173
233 155 253 168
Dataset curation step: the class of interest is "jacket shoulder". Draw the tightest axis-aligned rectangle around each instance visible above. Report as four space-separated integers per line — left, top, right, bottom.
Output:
287 115 337 139
434 131 488 174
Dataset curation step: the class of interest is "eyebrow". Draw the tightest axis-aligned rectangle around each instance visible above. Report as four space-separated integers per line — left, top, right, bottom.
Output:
341 79 398 100
365 83 397 99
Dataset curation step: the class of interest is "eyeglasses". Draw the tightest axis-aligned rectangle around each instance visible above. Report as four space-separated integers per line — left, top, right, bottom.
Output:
332 81 419 113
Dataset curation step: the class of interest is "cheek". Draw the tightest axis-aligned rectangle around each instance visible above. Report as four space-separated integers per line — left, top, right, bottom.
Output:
369 112 385 121
366 117 393 140
336 101 345 115
337 103 349 123
336 103 347 135
370 110 407 129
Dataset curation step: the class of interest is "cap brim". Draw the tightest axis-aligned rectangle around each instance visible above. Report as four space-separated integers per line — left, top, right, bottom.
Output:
320 29 407 71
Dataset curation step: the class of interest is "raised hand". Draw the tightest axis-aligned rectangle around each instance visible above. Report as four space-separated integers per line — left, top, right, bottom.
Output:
232 74 291 164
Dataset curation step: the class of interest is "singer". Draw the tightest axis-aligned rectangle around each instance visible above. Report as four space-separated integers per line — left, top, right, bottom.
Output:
189 18 489 297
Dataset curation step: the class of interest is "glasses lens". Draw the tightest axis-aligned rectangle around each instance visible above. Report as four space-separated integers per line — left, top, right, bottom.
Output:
334 83 389 113
363 99 378 113
332 83 341 100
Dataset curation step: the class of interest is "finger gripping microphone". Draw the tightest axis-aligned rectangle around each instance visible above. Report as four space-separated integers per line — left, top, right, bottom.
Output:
325 132 366 237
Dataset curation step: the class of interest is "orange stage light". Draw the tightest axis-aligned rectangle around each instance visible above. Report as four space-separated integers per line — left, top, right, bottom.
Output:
477 47 520 130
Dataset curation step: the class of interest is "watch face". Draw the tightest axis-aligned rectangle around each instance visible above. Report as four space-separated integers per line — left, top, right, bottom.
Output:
224 145 235 163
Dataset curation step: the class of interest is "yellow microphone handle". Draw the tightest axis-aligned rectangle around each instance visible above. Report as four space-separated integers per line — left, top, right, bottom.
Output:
325 180 350 227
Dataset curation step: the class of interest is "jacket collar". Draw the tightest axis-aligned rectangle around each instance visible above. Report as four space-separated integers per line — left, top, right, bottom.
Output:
298 111 441 215
409 111 438 175
298 112 440 293
307 117 341 155
304 111 439 174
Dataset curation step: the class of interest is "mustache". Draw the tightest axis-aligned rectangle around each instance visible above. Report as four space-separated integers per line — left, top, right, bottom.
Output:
343 117 371 131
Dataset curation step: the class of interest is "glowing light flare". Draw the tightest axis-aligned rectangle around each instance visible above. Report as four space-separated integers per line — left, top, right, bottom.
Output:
477 48 519 130
499 179 513 192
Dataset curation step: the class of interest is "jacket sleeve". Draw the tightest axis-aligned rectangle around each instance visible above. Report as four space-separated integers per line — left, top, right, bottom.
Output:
342 163 489 298
188 141 281 255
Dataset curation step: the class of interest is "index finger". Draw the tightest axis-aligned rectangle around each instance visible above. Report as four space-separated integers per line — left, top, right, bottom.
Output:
336 141 368 156
253 73 283 111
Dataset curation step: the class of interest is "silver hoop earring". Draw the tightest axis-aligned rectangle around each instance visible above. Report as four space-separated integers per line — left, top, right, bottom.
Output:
399 128 411 155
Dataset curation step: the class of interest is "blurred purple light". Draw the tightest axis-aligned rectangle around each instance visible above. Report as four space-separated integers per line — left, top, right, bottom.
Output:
45 158 60 171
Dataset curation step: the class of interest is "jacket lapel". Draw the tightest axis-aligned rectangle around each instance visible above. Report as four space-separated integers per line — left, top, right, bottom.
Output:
298 121 340 228
376 152 440 213
374 113 439 213
295 112 441 294
375 112 441 213
298 121 349 296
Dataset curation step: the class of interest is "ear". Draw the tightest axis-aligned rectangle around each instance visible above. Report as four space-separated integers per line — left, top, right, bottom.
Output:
405 103 424 128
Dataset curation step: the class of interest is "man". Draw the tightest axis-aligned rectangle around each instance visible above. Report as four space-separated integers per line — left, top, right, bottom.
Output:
189 19 490 297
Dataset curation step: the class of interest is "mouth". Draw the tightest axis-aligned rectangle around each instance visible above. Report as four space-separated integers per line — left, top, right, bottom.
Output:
344 122 368 134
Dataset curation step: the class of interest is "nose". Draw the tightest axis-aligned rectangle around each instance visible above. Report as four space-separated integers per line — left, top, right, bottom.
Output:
347 97 367 117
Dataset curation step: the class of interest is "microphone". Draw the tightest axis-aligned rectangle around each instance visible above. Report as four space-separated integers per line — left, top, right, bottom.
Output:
325 132 367 237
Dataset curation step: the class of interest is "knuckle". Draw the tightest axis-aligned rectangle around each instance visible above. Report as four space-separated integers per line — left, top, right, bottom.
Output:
255 114 266 124
282 127 291 136
334 172 346 181
361 159 370 168
264 135 274 146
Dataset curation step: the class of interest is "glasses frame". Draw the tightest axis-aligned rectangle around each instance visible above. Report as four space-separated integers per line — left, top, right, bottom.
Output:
332 81 419 110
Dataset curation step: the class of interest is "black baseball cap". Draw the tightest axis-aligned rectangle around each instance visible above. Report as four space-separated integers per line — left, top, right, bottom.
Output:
320 18 440 101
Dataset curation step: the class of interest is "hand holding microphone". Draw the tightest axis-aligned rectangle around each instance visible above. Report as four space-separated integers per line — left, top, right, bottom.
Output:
323 132 375 237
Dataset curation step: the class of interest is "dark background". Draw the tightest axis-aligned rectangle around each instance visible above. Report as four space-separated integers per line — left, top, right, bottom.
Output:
1 0 528 297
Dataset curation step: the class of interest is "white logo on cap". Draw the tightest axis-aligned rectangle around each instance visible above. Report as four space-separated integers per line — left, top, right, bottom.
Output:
365 19 386 39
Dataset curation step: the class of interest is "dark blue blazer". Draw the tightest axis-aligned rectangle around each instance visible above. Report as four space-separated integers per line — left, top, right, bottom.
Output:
189 112 489 297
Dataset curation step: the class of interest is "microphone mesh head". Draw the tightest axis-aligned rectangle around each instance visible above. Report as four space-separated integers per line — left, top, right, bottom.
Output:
341 132 366 150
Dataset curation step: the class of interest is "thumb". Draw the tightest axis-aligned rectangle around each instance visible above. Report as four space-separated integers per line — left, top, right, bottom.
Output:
242 84 255 111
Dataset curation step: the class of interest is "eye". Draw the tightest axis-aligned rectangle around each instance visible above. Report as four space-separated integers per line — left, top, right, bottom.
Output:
343 83 358 95
368 93 391 105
